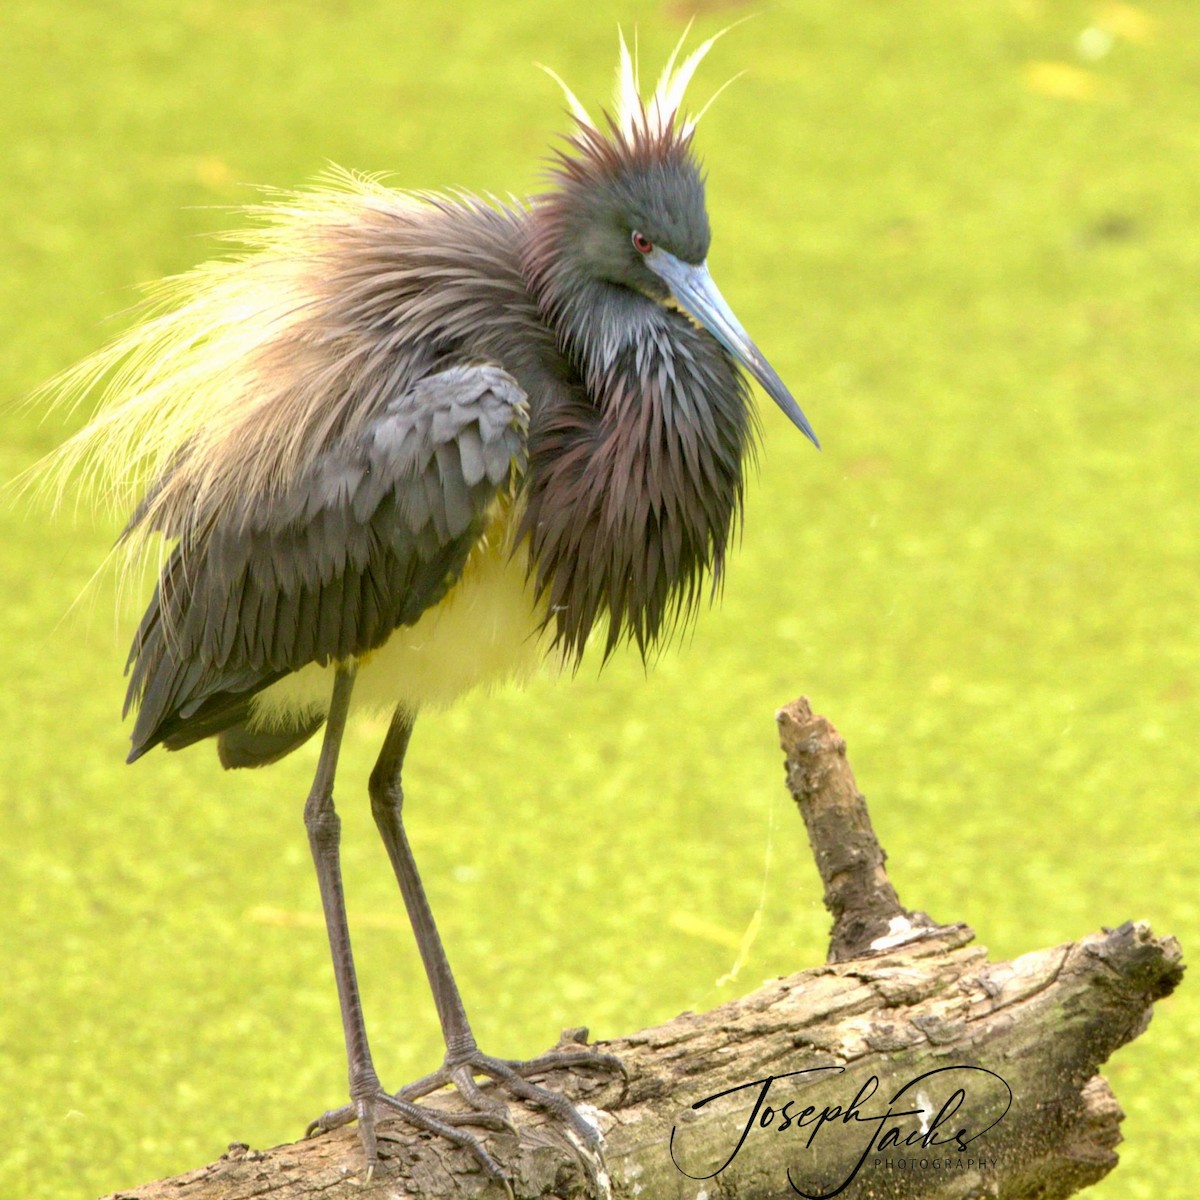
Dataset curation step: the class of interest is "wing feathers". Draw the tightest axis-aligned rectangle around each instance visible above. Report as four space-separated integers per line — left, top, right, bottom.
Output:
125 363 528 759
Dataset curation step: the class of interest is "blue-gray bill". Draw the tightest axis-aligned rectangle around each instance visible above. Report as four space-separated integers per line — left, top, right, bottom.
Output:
645 250 820 449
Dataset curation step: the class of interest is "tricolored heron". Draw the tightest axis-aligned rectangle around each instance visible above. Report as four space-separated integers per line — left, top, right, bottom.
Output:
38 30 818 1183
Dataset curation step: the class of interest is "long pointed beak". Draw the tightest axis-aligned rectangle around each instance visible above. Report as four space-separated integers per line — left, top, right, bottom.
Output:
645 251 819 448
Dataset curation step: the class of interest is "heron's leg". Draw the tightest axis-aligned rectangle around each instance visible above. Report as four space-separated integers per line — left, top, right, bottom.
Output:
366 709 478 1055
302 664 383 1158
304 675 513 1182
365 708 627 1149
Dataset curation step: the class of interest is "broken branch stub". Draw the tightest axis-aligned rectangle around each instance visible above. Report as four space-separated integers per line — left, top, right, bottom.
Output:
777 697 970 961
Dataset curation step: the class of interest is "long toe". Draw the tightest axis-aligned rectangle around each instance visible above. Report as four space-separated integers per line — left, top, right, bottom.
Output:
375 1091 512 1183
307 1040 624 1187
306 1088 514 1186
394 1039 626 1170
504 1045 630 1106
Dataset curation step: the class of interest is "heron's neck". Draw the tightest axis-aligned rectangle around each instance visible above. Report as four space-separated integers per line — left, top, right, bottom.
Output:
517 208 754 665
521 218 655 388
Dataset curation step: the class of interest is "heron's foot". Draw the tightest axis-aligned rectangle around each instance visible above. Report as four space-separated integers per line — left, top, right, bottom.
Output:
399 1026 628 1152
306 1085 515 1186
305 1029 626 1184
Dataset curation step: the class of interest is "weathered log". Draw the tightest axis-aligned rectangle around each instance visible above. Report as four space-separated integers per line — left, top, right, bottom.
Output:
103 700 1183 1200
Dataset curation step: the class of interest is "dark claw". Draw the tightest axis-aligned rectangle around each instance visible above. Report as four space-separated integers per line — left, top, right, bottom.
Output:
306 1103 355 1137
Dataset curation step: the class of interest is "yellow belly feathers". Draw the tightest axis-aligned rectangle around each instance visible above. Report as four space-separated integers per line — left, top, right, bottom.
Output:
250 497 550 727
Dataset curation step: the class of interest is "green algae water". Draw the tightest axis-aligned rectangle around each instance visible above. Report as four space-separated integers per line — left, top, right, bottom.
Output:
2 3 1197 1196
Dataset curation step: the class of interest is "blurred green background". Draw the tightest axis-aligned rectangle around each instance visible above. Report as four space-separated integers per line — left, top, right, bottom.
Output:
2 1 1196 1196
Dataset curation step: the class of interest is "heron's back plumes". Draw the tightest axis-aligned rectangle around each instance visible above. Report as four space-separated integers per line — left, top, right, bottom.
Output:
33 173 524 565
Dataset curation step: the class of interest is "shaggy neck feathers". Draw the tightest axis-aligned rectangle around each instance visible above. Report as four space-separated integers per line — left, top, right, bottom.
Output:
517 131 755 663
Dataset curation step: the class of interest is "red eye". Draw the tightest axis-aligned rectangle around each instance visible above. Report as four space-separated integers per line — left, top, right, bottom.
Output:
631 230 653 254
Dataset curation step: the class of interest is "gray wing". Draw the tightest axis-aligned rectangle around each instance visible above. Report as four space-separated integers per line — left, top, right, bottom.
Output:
125 363 528 763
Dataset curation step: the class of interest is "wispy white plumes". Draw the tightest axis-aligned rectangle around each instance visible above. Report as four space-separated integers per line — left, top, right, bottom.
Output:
22 169 427 572
543 24 735 140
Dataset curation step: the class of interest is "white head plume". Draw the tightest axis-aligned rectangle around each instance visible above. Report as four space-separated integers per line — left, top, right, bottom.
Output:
541 23 737 140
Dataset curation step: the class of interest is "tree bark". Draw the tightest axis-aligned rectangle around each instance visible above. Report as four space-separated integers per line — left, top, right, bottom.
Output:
103 698 1184 1200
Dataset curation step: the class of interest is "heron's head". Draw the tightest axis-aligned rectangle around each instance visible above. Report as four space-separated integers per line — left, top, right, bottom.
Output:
548 119 710 303
532 30 819 447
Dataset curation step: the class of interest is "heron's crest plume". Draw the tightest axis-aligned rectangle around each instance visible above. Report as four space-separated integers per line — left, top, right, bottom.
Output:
541 24 736 148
